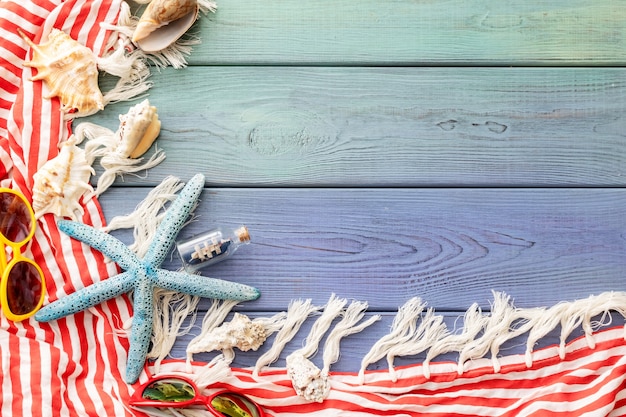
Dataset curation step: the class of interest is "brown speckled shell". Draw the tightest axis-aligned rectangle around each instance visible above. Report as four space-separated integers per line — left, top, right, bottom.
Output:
133 0 198 42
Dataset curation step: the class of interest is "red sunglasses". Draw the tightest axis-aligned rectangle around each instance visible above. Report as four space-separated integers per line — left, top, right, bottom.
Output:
129 374 266 417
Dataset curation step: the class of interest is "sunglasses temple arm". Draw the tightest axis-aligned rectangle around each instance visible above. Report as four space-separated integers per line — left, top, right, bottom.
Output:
34 271 135 321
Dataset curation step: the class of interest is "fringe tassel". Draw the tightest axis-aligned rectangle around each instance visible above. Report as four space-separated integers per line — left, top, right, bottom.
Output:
253 299 320 377
103 176 197 368
286 294 346 402
198 0 218 14
96 149 166 196
98 44 152 107
321 300 380 376
192 355 233 389
358 297 426 384
186 311 288 365
101 0 216 70
148 288 199 374
185 299 240 368
353 291 626 383
103 176 184 255
386 308 448 382
74 114 166 197
422 303 485 379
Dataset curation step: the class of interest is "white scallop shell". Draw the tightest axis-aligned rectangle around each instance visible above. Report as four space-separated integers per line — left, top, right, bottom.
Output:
20 29 104 116
32 137 95 220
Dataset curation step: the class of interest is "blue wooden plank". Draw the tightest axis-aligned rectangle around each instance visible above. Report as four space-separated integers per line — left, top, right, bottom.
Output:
100 187 626 312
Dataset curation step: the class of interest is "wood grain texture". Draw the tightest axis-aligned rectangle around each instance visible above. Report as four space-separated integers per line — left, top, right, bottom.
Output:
101 187 626 312
89 67 626 187
180 0 626 65
82 0 626 378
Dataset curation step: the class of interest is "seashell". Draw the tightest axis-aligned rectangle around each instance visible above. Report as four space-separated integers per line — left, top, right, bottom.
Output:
186 313 268 355
32 137 95 220
132 0 199 52
286 352 331 403
117 99 161 158
20 29 104 115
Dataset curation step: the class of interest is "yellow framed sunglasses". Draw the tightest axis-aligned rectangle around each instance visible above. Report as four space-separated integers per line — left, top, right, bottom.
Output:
0 188 46 321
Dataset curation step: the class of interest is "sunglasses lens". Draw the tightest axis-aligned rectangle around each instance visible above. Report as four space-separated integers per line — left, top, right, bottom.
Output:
6 260 43 316
212 393 262 417
0 192 34 244
141 378 196 403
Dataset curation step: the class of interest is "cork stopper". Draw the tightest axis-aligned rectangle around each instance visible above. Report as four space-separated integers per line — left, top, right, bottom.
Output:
235 226 251 243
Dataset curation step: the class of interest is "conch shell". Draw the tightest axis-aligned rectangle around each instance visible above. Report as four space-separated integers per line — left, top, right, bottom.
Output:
186 313 268 355
117 99 161 158
20 29 104 115
132 0 199 51
32 137 95 220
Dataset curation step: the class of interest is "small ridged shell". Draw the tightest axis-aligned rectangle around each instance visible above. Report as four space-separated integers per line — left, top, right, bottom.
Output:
32 138 95 220
133 0 198 43
21 29 104 116
117 99 161 158
186 313 268 354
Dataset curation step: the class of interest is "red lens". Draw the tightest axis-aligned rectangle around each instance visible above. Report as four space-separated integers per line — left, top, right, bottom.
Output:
0 192 34 244
6 260 43 315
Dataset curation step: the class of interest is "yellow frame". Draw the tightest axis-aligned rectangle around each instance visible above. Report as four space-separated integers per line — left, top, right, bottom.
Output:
0 188 46 321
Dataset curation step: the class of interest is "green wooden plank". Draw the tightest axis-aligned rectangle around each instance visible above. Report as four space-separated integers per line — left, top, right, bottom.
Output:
100 187 626 312
88 67 626 187
176 0 626 65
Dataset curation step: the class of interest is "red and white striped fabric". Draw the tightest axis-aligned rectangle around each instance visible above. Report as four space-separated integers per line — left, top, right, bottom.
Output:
2 1 626 416
166 327 626 417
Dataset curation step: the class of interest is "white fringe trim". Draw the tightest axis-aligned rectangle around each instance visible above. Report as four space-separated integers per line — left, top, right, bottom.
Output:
253 299 320 377
358 297 426 384
74 116 165 197
322 300 380 376
103 175 184 254
185 299 240 369
102 176 198 366
102 0 217 70
148 288 199 374
357 291 626 384
286 294 345 402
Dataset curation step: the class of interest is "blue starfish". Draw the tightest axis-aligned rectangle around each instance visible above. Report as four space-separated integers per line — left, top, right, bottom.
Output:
34 174 261 383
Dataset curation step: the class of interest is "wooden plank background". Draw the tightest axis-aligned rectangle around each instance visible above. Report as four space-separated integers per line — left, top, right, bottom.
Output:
86 0 626 373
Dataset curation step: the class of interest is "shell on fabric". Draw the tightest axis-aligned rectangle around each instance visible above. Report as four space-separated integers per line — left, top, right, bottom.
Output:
20 29 104 115
117 99 161 158
32 137 95 220
286 352 331 403
132 0 199 51
187 313 268 354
